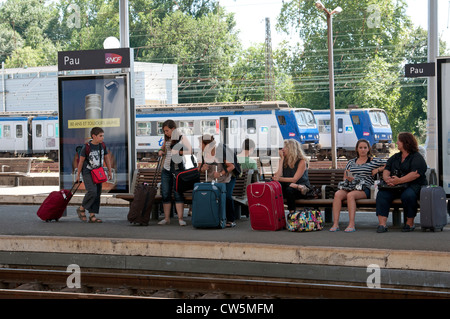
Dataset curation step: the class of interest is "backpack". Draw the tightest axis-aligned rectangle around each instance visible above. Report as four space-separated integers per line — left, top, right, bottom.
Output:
76 141 106 166
221 143 241 177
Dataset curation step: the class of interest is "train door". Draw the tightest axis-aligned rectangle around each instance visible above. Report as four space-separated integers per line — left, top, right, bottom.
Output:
336 113 357 151
222 116 241 151
3 119 28 154
219 117 228 146
33 121 44 152
243 116 259 152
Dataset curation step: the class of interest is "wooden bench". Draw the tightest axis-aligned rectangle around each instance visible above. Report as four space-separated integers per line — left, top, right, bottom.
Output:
0 158 34 186
115 168 255 219
293 169 437 227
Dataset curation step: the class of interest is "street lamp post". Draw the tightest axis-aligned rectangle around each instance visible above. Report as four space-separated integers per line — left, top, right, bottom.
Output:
315 1 342 169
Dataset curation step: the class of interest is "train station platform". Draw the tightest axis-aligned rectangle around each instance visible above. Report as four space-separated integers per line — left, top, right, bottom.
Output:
0 185 449 292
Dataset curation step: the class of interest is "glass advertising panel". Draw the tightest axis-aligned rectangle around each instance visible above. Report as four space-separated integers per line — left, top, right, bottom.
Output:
58 74 130 193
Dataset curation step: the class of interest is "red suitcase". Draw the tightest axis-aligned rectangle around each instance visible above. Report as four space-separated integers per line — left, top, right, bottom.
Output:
37 182 81 222
247 181 285 231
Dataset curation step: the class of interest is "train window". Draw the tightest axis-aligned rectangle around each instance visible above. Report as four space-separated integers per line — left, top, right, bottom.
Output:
304 111 316 126
338 118 343 133
230 119 238 134
201 120 216 135
247 119 256 134
277 116 286 125
157 122 165 135
369 111 389 126
16 125 23 138
318 120 331 133
47 124 54 137
36 124 42 137
379 112 389 125
352 115 360 125
295 111 316 127
179 121 194 136
3 125 11 138
136 122 151 136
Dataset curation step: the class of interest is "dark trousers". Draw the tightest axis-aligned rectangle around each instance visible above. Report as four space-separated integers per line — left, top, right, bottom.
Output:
281 182 302 211
226 176 236 222
82 171 102 214
376 187 419 219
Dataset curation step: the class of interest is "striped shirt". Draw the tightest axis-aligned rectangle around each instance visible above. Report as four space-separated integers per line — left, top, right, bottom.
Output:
345 157 387 186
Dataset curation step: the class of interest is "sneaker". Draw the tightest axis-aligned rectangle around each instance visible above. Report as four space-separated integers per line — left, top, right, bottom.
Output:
376 225 388 233
158 219 170 225
401 224 415 232
179 220 187 226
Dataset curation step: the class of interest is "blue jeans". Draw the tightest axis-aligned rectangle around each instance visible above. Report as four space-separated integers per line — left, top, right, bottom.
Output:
376 187 419 219
161 169 184 204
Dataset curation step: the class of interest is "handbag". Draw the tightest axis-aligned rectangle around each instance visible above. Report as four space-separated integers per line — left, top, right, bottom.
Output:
287 209 323 232
91 167 108 184
90 144 107 184
172 154 200 193
175 167 200 193
377 179 407 190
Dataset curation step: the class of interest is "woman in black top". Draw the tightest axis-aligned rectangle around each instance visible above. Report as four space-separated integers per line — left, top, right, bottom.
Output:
376 132 427 232
273 139 311 213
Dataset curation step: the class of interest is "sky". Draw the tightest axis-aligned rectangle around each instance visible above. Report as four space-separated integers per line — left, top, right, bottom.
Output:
219 0 450 49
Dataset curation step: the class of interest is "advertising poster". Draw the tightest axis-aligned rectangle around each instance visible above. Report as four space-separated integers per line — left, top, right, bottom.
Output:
58 74 130 193
437 58 450 195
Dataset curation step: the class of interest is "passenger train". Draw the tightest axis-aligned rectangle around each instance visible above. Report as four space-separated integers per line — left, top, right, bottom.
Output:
135 101 320 158
313 108 393 160
0 115 59 160
0 104 394 161
0 101 321 160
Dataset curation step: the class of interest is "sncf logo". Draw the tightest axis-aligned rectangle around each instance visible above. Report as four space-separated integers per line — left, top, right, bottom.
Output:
105 53 123 64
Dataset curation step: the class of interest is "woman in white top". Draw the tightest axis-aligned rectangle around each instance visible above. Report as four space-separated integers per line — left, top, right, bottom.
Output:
330 139 386 232
157 120 192 226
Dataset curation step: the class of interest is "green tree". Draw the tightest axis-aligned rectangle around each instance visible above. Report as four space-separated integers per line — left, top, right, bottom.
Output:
0 0 59 65
140 8 240 103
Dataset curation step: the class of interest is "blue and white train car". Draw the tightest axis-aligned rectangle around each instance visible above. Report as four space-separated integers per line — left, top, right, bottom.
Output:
0 116 29 156
31 116 59 160
135 101 320 158
313 108 393 159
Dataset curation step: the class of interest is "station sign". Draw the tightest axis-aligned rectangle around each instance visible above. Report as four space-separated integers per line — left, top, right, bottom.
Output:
405 62 435 78
58 48 131 71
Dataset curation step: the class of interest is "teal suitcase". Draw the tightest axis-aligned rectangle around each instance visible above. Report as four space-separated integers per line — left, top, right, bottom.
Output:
191 181 226 228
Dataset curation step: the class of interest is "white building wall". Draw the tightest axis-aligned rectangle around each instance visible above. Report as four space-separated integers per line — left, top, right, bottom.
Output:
1 63 178 113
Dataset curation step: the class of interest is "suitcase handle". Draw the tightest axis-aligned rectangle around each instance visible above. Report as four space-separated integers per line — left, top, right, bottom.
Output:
70 181 82 195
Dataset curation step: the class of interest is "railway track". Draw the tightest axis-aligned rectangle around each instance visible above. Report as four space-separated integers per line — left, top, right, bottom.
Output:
0 267 449 299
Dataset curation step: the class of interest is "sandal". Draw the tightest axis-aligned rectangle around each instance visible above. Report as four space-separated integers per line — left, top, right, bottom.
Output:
76 208 87 222
226 222 236 228
344 227 356 233
88 215 102 223
329 226 340 232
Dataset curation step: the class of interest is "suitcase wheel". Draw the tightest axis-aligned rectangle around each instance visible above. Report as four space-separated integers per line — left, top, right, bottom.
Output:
45 219 59 222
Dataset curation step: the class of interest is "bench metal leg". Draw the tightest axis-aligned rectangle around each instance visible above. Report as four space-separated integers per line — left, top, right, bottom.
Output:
392 207 401 227
324 207 332 224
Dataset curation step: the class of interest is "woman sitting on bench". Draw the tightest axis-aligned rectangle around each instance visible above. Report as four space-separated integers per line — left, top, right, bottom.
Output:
330 139 386 233
273 139 311 214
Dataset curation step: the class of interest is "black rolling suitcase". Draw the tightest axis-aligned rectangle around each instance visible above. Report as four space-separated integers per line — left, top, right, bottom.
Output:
127 157 162 225
420 185 448 231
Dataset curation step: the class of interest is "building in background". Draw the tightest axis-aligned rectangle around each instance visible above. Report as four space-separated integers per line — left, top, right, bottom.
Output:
1 62 178 113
